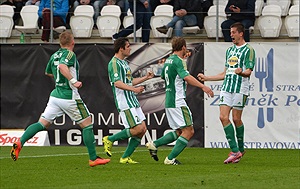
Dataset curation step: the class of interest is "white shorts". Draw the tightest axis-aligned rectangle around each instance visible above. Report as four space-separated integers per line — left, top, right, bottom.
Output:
120 107 146 128
219 91 248 110
41 96 90 124
165 106 193 130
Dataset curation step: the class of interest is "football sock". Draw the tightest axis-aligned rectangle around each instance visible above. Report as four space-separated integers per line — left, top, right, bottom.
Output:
122 137 141 158
236 124 245 153
108 128 131 142
224 123 239 153
20 122 45 146
167 136 188 160
154 131 178 147
83 125 97 161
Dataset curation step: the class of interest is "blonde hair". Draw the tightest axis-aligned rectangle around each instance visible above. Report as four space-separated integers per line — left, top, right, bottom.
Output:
59 31 74 47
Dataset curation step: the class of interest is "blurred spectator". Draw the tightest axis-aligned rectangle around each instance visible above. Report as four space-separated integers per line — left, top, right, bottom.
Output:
1 0 26 25
221 0 255 42
150 0 174 14
156 0 202 36
73 0 101 27
112 0 151 42
25 0 40 6
201 0 213 16
38 0 68 42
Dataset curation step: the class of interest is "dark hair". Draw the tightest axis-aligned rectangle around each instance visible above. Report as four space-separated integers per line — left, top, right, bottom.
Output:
114 37 129 53
230 22 245 36
171 37 186 52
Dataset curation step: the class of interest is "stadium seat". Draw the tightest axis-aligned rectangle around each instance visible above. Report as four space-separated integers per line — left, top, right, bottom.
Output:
267 0 291 16
123 10 142 38
292 0 299 5
285 5 299 37
70 5 94 38
15 5 39 34
213 0 228 6
97 5 121 37
257 5 282 38
0 5 14 38
203 5 226 38
150 5 173 38
255 0 264 16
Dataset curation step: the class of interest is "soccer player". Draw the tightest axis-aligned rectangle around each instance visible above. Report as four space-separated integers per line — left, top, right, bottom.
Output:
104 37 154 164
198 22 256 164
10 31 110 167
146 37 214 165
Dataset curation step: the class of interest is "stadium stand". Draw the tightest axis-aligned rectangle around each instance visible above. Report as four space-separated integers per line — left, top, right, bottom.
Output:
70 5 94 38
0 5 14 38
1 1 299 43
96 5 121 37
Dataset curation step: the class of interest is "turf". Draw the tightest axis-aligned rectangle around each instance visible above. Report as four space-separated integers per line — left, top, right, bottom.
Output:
0 146 299 189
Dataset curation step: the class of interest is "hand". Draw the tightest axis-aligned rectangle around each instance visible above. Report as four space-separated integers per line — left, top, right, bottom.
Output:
160 0 170 3
235 68 243 75
143 1 149 8
202 85 214 98
73 81 82 89
184 50 191 59
133 85 145 94
146 71 154 79
197 73 206 82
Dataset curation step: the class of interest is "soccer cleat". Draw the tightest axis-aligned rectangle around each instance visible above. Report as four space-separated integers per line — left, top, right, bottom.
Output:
89 156 111 167
164 157 181 165
10 141 22 161
119 157 139 164
232 151 246 163
102 136 112 157
145 141 158 161
224 151 242 164
156 25 168 34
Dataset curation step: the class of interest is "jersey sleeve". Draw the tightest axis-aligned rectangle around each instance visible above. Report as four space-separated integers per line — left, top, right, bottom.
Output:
108 58 121 83
60 50 76 67
245 46 256 70
175 59 190 79
45 56 53 74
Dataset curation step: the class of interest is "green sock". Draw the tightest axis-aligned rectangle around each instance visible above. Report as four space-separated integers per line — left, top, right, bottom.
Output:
82 125 97 161
108 128 131 142
167 136 188 160
154 131 178 147
236 124 245 153
20 122 45 146
224 123 239 153
122 137 141 158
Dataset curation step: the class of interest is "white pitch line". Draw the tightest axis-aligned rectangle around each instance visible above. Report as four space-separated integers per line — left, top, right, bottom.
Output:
0 149 170 160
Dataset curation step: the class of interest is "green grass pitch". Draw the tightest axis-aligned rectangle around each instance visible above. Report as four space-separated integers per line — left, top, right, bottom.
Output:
0 146 299 189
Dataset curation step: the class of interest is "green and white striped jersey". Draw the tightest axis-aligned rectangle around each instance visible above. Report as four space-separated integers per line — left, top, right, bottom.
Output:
108 56 140 112
45 48 80 100
222 43 256 95
161 54 190 108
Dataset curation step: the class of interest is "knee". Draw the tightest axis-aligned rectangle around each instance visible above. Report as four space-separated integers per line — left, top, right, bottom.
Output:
175 20 184 29
219 115 230 124
233 117 242 126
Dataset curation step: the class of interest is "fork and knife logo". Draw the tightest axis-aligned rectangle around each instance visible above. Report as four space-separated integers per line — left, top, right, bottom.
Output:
254 48 274 128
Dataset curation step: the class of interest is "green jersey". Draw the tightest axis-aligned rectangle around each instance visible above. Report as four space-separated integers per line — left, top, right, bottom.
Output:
222 43 256 95
45 48 80 100
108 56 140 112
161 54 190 108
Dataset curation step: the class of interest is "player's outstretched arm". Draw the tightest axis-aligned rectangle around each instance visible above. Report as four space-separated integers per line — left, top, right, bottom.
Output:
197 68 226 82
114 80 145 94
132 71 154 86
184 75 214 98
